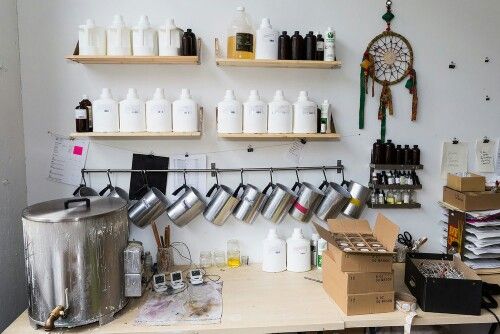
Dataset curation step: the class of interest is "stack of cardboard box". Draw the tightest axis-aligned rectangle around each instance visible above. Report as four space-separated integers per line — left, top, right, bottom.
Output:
443 173 500 211
314 214 399 315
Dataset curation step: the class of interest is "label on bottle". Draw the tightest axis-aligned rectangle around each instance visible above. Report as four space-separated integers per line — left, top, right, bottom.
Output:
87 106 93 128
300 106 316 116
153 106 165 115
75 109 87 119
178 105 193 115
271 105 290 115
316 41 324 51
236 33 254 52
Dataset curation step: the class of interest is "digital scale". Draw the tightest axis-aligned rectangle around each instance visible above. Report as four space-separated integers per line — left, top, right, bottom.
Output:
189 269 204 285
170 271 186 290
152 273 169 293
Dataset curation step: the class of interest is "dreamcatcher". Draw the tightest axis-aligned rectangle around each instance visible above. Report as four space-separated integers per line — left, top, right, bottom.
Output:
359 0 418 142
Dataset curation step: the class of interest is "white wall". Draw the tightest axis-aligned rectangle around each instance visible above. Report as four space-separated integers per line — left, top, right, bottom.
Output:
0 0 27 331
17 0 500 265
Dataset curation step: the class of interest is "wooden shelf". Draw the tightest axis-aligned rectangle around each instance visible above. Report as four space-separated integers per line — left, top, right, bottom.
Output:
369 184 422 190
214 38 341 69
218 133 341 141
368 203 422 209
70 132 201 139
66 39 201 65
370 164 424 170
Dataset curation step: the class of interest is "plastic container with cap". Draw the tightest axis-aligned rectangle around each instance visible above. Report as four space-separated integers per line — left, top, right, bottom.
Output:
146 88 172 132
158 19 184 56
268 90 292 133
93 88 119 132
132 15 158 56
78 19 106 55
286 228 311 272
243 90 267 133
255 18 278 60
172 89 198 132
324 27 336 61
293 91 317 133
106 15 131 56
119 88 146 132
262 228 286 273
217 90 242 133
227 6 254 59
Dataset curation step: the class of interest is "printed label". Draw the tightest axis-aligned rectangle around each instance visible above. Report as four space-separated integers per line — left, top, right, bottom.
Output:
301 106 316 116
272 105 291 115
75 109 87 119
236 33 254 52
248 105 265 115
154 107 165 115
316 41 324 51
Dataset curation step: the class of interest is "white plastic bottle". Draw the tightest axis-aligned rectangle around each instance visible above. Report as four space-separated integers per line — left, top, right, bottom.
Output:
146 88 172 132
243 90 267 133
158 18 184 56
268 90 292 133
217 90 243 133
132 15 158 56
255 18 278 60
286 228 311 272
311 233 320 267
172 89 198 132
119 88 146 132
293 91 317 133
262 228 287 273
93 88 119 132
320 99 330 134
324 27 336 61
317 238 328 269
106 15 131 56
78 19 106 55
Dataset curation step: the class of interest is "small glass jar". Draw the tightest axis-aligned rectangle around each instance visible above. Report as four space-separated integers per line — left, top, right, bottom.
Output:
213 250 226 268
199 250 213 268
227 239 241 268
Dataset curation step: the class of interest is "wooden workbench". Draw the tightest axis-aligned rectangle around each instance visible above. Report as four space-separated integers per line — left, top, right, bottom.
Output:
5 264 500 333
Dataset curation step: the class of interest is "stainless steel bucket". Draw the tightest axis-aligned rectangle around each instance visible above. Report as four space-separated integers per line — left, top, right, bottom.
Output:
22 197 128 329
260 183 297 224
315 182 352 221
167 185 206 227
232 183 266 224
341 180 371 219
128 187 169 228
288 182 325 222
203 184 239 226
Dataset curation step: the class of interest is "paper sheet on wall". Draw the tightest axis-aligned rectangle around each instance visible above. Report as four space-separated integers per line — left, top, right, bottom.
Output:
475 139 496 173
441 142 468 179
286 140 306 164
48 137 89 186
167 154 207 195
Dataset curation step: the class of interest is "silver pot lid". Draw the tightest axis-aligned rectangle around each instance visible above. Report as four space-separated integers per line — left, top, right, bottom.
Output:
22 196 127 223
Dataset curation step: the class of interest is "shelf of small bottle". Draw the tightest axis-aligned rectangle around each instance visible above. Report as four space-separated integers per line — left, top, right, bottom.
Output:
66 39 202 65
370 164 424 170
217 132 341 141
70 131 201 139
368 203 422 209
369 183 422 190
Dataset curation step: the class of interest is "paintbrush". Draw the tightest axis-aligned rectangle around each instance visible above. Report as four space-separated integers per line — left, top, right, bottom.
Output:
151 222 162 249
165 225 170 247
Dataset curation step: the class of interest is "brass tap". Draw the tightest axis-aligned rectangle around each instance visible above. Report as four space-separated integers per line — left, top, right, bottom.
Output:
44 305 65 331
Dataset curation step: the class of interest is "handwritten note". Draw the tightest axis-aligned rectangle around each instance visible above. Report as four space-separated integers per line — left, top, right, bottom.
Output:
476 140 496 173
287 140 306 164
167 154 207 196
441 142 468 179
48 137 89 186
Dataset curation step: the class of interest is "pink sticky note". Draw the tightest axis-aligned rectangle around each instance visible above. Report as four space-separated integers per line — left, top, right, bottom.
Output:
73 146 84 156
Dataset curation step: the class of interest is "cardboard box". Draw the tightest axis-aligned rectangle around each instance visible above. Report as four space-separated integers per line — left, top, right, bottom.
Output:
314 214 399 273
323 249 394 294
447 173 486 192
443 186 500 211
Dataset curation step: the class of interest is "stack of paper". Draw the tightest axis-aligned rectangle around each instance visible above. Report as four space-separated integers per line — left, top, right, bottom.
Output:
463 215 500 270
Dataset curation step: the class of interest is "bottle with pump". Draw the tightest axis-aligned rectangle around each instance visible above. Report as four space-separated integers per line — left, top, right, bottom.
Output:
278 31 291 60
243 90 267 133
78 19 106 55
132 15 158 56
80 95 93 132
181 29 197 56
316 32 324 60
159 19 184 56
172 89 198 132
119 88 146 132
93 88 119 133
293 91 317 133
106 15 131 56
324 27 336 61
291 31 304 60
268 90 292 133
262 228 286 273
227 7 254 59
217 90 243 134
255 18 278 60
304 31 317 60
146 88 172 132
75 102 88 133
286 228 311 272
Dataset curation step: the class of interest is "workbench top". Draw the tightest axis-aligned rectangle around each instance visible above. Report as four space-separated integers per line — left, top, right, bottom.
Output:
5 264 500 333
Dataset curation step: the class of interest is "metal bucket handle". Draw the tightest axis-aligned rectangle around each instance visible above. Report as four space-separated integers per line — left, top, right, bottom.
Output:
291 168 302 192
72 170 87 196
64 198 90 210
172 170 189 196
262 168 276 194
319 166 329 190
232 169 246 198
99 169 114 196
206 169 220 197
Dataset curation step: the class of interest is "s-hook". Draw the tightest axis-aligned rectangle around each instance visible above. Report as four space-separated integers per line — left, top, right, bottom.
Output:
240 168 244 184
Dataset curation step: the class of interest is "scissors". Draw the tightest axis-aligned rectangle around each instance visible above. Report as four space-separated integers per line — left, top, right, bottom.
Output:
398 231 413 248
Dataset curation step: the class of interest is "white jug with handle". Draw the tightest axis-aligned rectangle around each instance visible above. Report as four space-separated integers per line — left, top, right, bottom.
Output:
106 15 131 56
132 15 158 56
78 19 106 55
158 19 184 56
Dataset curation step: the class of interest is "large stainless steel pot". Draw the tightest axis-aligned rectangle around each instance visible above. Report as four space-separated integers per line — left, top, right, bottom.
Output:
315 181 352 221
232 183 266 224
288 182 324 222
22 197 129 330
341 180 371 219
260 183 297 224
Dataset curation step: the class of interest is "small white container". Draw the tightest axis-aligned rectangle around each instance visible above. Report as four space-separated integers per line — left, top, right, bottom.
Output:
146 88 172 132
317 238 328 269
93 88 119 132
132 15 158 56
324 27 336 61
286 228 311 273
158 18 184 56
293 91 317 134
119 88 146 132
268 90 292 133
78 19 106 56
255 18 278 60
243 90 267 133
172 89 198 132
262 228 286 273
106 15 131 56
217 90 242 133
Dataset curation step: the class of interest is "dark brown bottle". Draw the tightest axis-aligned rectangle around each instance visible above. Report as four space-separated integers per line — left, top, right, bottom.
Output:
80 95 92 132
187 29 197 55
412 145 421 165
373 139 384 164
278 31 291 60
384 139 396 164
316 33 324 60
75 104 88 133
291 31 304 60
181 30 193 56
305 31 316 60
403 145 412 165
395 145 404 164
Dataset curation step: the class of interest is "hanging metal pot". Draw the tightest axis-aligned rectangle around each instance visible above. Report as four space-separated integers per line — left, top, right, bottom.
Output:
167 171 206 227
203 171 239 226
232 171 266 224
341 180 371 219
315 169 352 221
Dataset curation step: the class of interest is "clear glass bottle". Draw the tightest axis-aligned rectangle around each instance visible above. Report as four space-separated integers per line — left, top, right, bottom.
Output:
378 190 385 204
227 7 254 59
386 190 395 205
394 190 402 204
371 191 377 205
227 239 241 268
403 190 411 204
213 250 226 268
